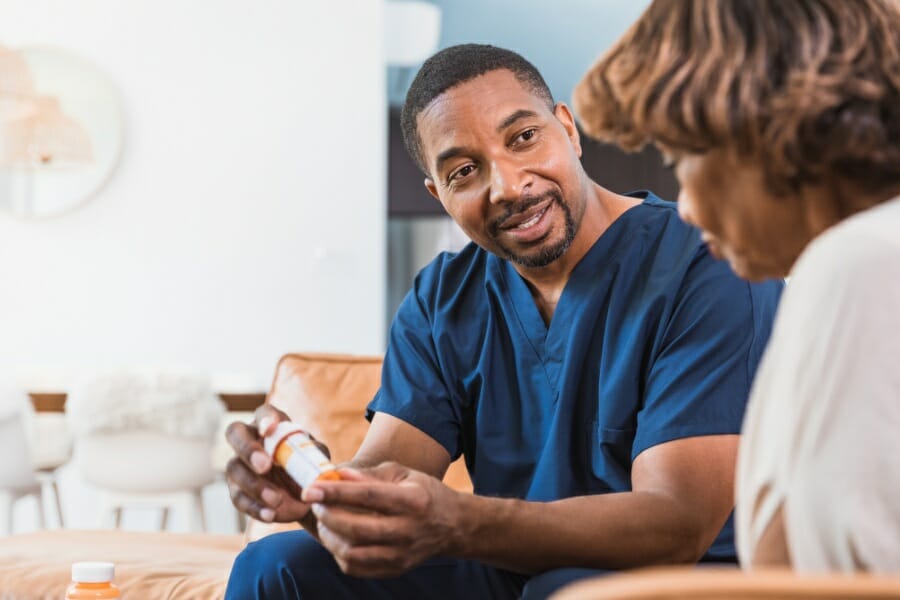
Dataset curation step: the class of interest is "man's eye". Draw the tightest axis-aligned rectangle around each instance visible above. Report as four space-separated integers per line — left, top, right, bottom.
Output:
450 165 475 182
520 128 536 142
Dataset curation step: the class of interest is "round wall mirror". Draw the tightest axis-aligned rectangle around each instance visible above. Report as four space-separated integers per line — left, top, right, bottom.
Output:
0 46 123 219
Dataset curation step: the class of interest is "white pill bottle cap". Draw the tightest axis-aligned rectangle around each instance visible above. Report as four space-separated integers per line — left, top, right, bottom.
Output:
72 561 115 583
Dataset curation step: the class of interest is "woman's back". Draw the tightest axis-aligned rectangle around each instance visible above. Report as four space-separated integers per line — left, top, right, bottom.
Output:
737 196 900 572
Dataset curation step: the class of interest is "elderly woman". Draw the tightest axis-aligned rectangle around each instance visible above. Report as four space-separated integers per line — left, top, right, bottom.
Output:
574 0 900 573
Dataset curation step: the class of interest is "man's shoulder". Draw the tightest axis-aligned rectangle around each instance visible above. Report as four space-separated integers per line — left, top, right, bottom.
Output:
609 190 707 282
410 242 493 311
627 189 679 215
622 190 700 252
623 191 782 323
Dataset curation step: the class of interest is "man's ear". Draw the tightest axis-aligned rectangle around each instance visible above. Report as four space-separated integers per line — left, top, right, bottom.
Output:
554 102 583 159
425 177 439 201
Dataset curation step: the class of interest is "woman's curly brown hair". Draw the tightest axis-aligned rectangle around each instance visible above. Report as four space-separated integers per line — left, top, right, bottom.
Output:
574 0 900 197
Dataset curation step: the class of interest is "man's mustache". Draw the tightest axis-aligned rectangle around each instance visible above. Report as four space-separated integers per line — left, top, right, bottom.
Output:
489 191 560 235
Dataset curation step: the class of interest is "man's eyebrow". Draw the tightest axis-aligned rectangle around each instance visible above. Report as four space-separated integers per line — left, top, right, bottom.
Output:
434 146 466 175
497 109 539 133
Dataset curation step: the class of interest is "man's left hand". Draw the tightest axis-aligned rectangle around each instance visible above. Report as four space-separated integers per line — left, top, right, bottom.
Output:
302 462 465 578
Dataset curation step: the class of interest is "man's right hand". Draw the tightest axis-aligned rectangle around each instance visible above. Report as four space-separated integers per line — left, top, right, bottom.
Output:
224 405 321 525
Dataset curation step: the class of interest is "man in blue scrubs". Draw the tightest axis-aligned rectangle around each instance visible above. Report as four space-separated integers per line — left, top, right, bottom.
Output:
224 44 783 599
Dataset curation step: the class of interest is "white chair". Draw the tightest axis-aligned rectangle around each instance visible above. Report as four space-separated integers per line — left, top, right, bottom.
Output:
0 390 59 535
28 409 70 529
66 371 225 533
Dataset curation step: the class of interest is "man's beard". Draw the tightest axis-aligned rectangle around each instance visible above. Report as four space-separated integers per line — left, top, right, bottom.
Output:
488 190 578 268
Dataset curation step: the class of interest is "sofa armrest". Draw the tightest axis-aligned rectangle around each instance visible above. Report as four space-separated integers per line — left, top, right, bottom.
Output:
551 566 900 599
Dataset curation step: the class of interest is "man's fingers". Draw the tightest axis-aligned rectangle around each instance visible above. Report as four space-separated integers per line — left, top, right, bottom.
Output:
333 543 411 578
226 478 276 523
311 504 410 545
303 480 427 515
226 457 314 523
224 420 272 475
225 457 285 510
317 521 411 578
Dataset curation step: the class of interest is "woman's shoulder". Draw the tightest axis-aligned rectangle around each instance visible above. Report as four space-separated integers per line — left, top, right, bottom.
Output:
790 196 900 287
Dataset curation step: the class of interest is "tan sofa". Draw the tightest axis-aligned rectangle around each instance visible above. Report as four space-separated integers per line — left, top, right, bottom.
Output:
0 353 470 599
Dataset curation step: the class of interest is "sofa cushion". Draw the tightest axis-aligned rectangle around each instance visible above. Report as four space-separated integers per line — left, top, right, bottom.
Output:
0 530 242 599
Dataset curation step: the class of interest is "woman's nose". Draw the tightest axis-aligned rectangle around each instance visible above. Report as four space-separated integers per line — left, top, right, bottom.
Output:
676 189 696 226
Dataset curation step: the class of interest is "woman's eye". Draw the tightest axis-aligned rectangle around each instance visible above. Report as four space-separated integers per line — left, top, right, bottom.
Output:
661 153 680 170
519 128 536 142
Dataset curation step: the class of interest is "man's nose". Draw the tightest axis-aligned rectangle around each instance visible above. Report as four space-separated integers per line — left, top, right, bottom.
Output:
488 159 530 205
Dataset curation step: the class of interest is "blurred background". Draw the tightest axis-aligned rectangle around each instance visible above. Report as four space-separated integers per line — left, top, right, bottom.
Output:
0 0 675 537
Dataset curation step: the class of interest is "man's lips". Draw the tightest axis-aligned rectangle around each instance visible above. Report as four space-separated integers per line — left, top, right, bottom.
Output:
498 198 553 230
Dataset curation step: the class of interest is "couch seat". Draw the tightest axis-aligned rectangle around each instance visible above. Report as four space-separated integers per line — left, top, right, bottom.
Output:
0 530 242 599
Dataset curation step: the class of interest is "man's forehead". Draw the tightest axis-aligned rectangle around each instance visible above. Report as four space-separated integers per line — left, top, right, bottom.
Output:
416 70 548 163
419 69 538 123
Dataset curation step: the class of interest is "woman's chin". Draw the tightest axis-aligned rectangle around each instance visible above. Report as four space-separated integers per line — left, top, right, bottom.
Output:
727 255 787 282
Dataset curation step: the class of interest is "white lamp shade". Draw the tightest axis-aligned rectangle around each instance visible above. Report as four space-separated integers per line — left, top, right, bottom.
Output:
385 1 442 66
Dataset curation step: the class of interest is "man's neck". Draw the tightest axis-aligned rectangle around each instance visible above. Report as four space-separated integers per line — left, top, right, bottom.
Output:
515 185 641 324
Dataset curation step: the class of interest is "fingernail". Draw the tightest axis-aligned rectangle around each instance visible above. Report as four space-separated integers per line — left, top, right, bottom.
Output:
251 451 270 474
261 487 281 506
258 416 274 436
311 503 324 518
302 487 324 503
259 508 275 522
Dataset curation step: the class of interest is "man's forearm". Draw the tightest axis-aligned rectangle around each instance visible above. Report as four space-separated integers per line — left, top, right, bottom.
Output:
448 491 715 574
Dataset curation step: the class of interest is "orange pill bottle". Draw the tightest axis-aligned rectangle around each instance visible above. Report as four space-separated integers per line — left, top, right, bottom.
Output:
65 562 121 599
264 423 341 488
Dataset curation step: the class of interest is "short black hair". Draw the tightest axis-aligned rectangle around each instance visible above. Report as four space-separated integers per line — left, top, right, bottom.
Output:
400 44 554 175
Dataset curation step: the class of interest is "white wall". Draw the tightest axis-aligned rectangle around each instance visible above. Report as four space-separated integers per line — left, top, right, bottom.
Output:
0 0 387 390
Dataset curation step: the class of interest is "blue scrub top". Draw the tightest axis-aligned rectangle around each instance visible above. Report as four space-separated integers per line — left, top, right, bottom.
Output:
368 192 783 560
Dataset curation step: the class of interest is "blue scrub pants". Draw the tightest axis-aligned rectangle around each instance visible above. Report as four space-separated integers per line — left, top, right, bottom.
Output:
225 530 608 600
